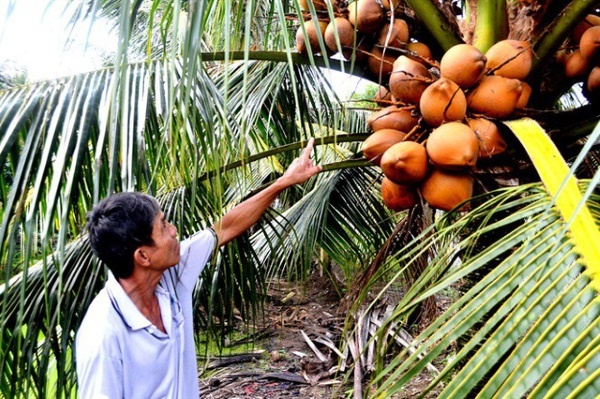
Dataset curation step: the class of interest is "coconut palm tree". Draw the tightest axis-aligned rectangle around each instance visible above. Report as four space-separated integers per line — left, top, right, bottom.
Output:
0 0 599 398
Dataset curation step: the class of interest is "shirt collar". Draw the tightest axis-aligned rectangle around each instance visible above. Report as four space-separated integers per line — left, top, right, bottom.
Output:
105 271 152 331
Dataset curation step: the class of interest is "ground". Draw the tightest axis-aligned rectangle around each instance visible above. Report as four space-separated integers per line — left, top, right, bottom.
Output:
198 271 444 399
199 272 345 398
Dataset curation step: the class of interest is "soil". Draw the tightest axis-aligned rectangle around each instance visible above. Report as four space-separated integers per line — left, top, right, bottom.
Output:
199 272 346 399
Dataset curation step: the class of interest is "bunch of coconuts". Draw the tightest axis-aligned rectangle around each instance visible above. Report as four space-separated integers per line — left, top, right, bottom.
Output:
560 15 600 99
295 1 597 212
363 39 534 212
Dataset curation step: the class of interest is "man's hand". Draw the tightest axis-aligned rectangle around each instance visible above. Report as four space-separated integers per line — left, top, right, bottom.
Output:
279 138 323 188
212 137 322 247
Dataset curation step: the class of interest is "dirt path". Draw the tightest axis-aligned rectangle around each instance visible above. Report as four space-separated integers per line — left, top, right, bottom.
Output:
199 273 345 398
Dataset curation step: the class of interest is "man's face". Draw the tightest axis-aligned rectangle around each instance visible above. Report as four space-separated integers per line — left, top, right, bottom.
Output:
144 211 181 269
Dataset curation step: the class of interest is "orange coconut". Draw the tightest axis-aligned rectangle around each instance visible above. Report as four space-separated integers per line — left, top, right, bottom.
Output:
379 0 402 11
564 50 591 79
381 177 419 211
580 26 600 62
572 14 600 43
325 18 355 56
389 55 433 104
466 75 523 119
485 39 534 80
588 66 600 93
374 86 393 106
426 122 479 170
348 0 385 34
377 19 409 49
380 141 429 185
362 129 407 165
367 105 418 132
296 20 328 54
406 41 433 61
420 168 473 211
467 118 507 158
419 78 467 127
440 44 487 88
367 46 397 79
516 81 532 108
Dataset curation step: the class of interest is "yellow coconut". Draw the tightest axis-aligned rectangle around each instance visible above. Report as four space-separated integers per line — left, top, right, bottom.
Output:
466 75 523 119
389 55 432 104
485 39 534 80
420 168 473 211
381 177 419 212
367 105 419 132
362 129 407 165
380 141 429 185
580 26 600 62
299 0 329 11
440 44 487 89
348 0 385 34
516 81 532 108
467 118 507 158
406 41 433 61
419 78 467 127
564 50 591 79
367 46 397 79
377 19 409 49
296 20 328 54
426 122 479 170
325 18 355 56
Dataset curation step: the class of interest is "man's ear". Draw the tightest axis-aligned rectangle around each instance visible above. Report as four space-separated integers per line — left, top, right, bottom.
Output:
134 247 151 267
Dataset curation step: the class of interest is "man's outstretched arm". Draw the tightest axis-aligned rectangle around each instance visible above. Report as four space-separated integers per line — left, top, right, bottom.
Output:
211 138 322 247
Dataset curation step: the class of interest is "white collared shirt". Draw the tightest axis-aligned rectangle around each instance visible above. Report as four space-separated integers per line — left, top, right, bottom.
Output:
76 229 217 399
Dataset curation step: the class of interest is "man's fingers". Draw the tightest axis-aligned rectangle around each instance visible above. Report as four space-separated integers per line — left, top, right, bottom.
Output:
301 138 315 160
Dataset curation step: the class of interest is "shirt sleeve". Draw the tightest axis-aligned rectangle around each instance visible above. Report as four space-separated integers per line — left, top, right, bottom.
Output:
174 228 218 292
76 334 124 399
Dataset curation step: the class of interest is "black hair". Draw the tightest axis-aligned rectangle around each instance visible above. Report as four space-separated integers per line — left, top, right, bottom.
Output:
86 192 160 279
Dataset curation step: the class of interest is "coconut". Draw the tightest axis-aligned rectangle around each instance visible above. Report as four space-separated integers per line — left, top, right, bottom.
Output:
467 118 507 158
374 86 393 106
564 50 591 79
426 122 479 170
389 56 432 104
348 0 385 34
296 20 328 54
419 78 467 127
580 26 600 62
380 141 429 185
379 0 402 11
367 46 397 79
466 75 523 119
407 42 433 61
299 0 329 11
325 18 355 56
377 19 409 49
440 44 487 88
572 14 600 43
588 66 600 93
485 40 534 80
381 177 419 212
362 129 407 165
420 168 473 211
516 81 532 108
367 105 418 132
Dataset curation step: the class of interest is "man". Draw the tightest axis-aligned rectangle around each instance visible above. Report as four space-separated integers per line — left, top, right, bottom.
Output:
76 139 321 398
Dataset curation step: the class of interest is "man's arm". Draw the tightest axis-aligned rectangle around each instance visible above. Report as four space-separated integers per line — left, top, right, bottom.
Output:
211 138 322 247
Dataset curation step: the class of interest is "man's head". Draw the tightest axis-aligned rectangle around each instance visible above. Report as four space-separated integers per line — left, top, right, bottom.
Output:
86 192 160 279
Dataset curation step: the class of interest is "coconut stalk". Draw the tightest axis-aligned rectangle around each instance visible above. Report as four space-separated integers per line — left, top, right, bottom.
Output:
403 0 463 52
472 0 508 52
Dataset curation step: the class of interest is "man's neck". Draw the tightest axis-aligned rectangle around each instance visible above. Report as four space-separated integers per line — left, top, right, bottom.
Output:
118 270 166 333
